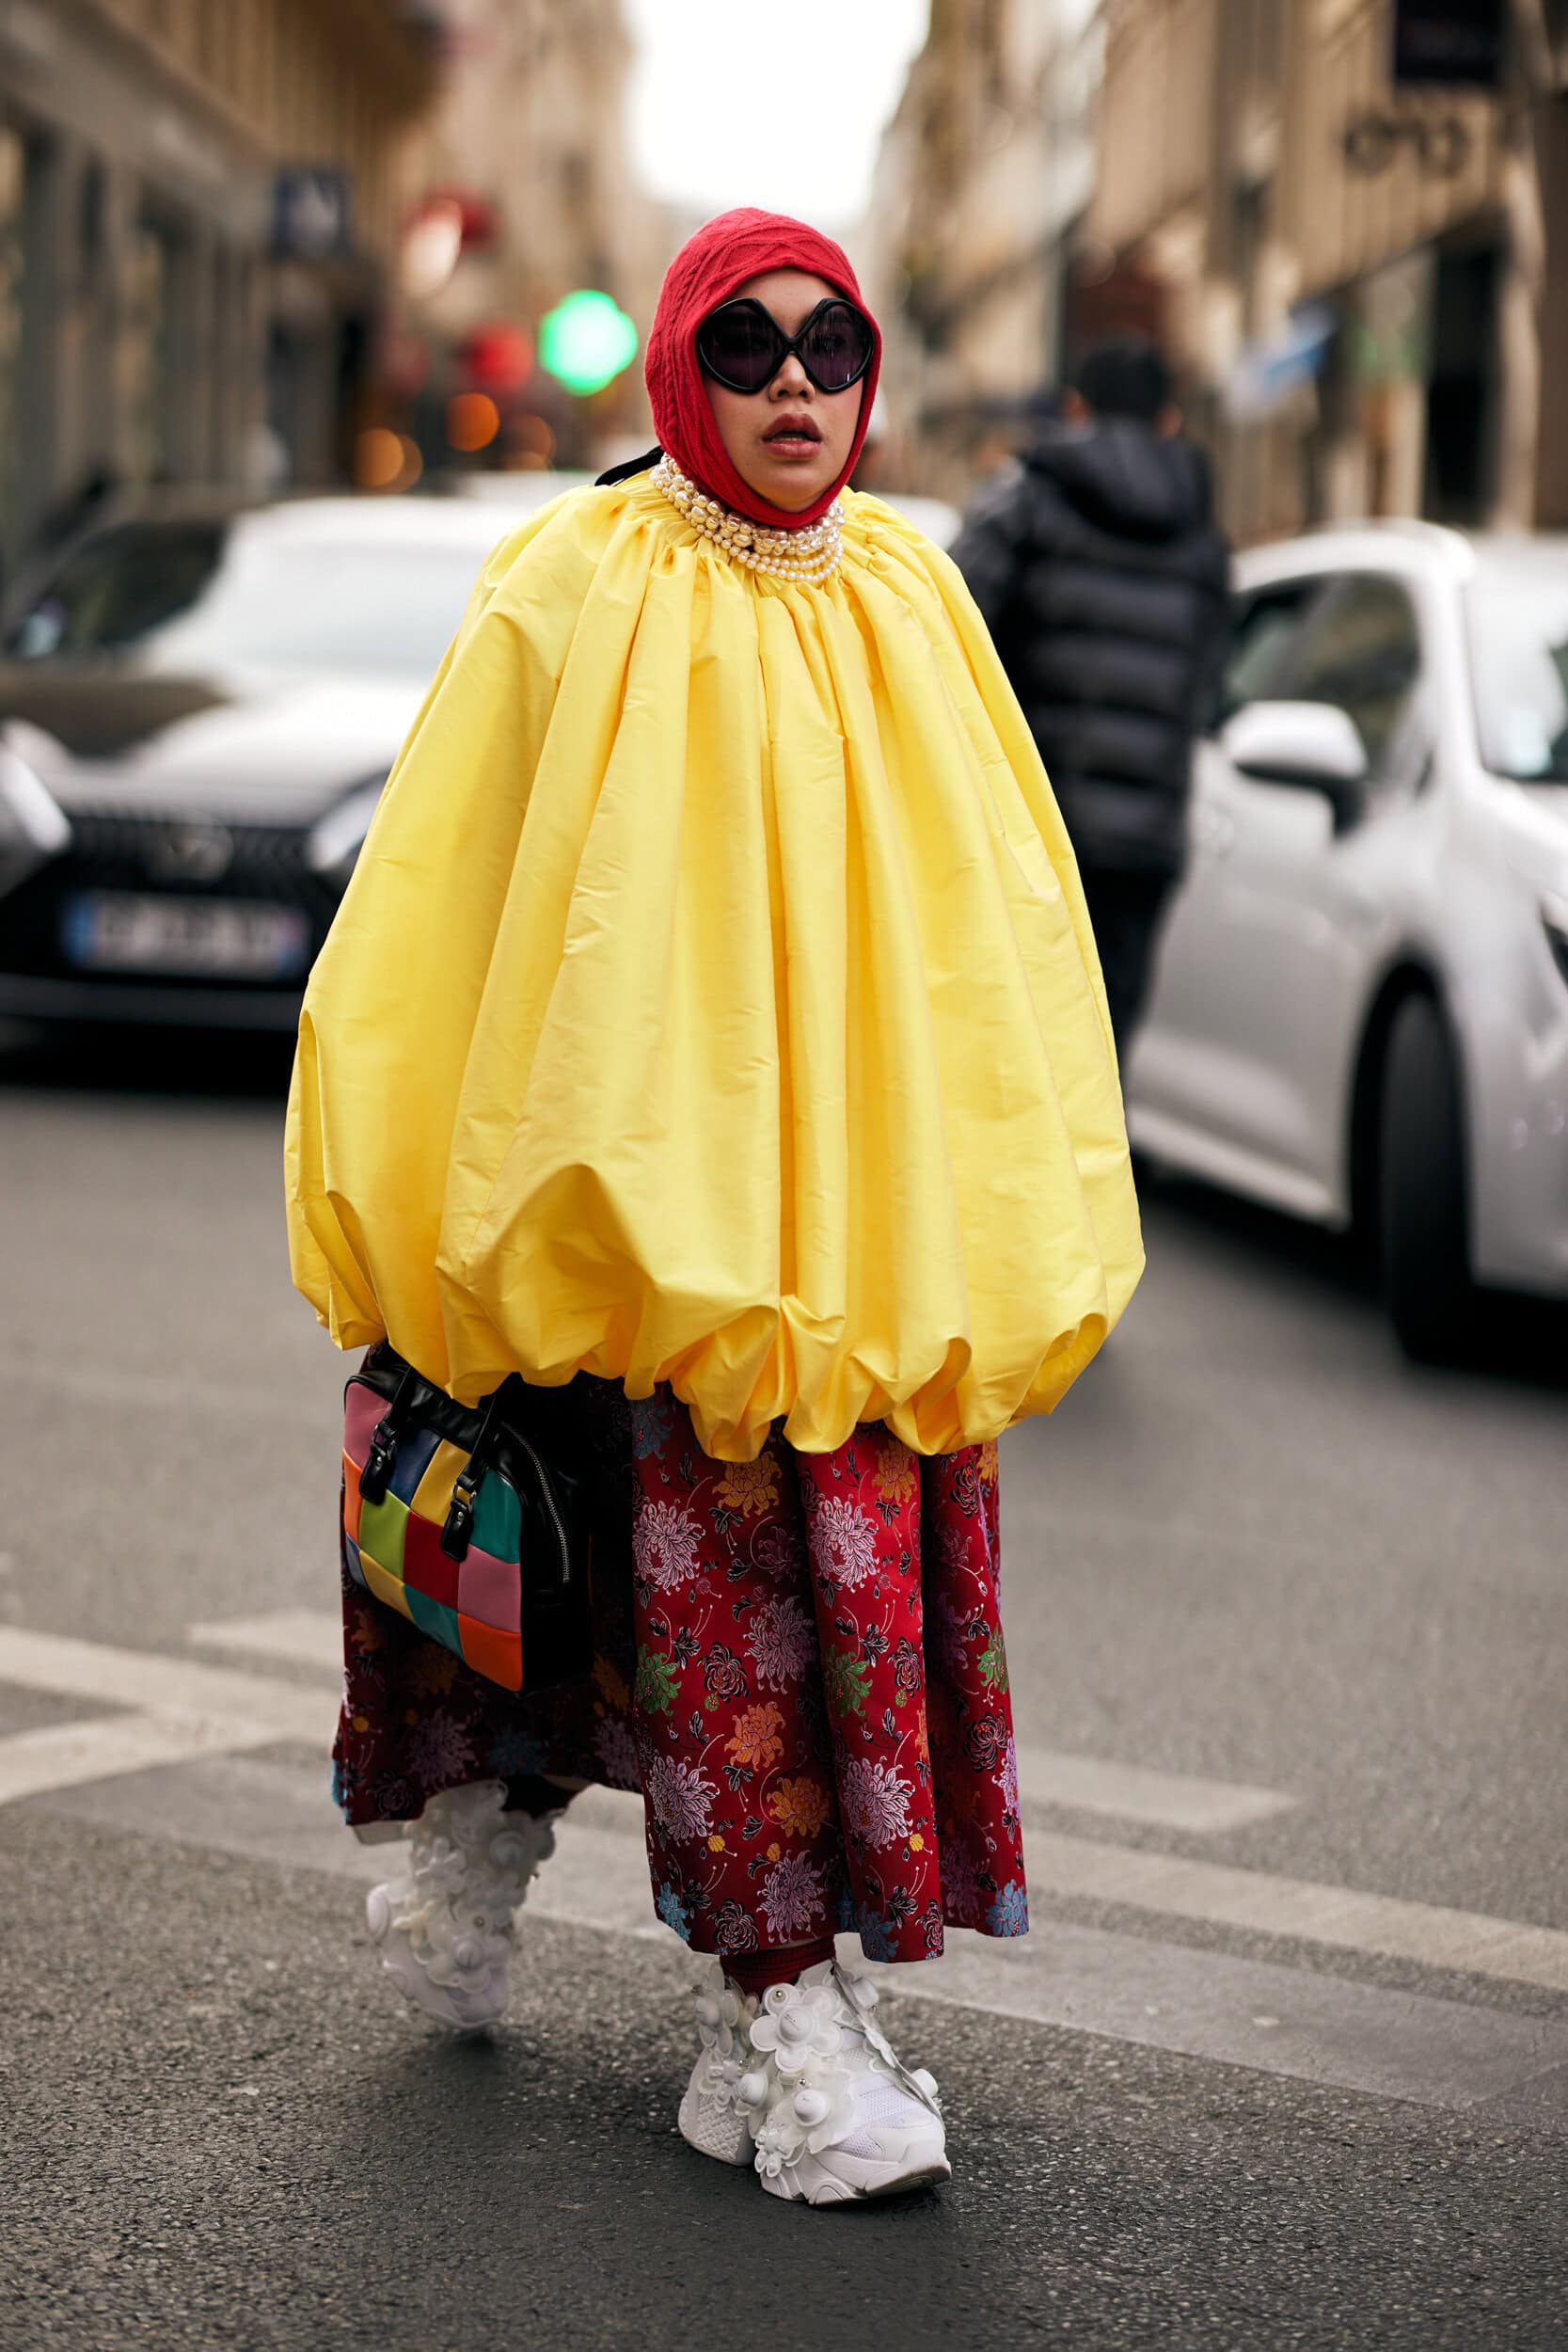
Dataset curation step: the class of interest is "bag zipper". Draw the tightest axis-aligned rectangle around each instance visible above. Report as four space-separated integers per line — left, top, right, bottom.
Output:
512 1430 573 1589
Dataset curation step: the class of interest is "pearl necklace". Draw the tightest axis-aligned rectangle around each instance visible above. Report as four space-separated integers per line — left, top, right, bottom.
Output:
651 453 843 585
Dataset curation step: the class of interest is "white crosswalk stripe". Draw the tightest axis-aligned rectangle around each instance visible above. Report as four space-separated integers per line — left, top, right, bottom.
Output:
184 1605 1296 1835
4 1613 1567 2123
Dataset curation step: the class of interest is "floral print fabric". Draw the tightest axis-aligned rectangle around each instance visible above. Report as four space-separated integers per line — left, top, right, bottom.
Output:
333 1380 1027 1965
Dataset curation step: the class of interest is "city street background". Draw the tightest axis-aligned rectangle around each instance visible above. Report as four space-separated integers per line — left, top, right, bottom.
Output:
5 1 1568 2346
2 1030 1565 2346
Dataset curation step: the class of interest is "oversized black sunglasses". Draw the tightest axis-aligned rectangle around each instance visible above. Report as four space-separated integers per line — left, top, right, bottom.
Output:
695 295 876 397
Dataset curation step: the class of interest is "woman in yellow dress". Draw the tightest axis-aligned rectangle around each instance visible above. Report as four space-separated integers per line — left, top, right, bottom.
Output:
286 208 1140 2206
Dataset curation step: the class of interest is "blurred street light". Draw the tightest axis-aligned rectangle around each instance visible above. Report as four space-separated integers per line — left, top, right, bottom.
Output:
400 196 465 299
446 391 500 453
537 291 640 397
459 323 534 399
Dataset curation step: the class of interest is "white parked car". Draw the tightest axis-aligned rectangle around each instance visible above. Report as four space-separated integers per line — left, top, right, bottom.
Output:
1128 523 1568 1356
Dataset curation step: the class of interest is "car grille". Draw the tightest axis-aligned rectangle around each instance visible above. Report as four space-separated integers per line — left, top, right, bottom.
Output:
62 809 316 897
0 803 341 993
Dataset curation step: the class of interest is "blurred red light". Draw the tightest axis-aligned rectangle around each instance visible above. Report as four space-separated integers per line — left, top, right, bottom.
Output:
460 323 533 396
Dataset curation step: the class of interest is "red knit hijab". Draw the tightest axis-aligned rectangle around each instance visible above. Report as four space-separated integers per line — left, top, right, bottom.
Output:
644 208 881 531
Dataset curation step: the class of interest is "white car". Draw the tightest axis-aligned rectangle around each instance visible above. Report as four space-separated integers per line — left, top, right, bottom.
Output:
1128 523 1568 1356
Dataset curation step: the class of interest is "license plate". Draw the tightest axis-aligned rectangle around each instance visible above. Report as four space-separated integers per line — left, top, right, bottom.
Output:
61 893 310 980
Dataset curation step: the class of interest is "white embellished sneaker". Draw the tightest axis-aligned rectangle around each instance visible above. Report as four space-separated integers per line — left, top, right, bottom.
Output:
364 1779 562 2030
678 1964 761 2165
735 1960 949 2204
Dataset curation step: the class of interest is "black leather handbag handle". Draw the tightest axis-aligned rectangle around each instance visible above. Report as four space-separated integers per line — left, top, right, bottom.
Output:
439 1380 520 1563
356 1362 420 1506
350 1350 577 1583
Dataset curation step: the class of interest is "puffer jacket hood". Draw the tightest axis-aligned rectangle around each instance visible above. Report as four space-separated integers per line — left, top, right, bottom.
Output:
1022 421 1215 545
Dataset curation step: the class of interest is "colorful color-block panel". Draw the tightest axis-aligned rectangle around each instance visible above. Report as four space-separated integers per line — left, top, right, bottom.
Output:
342 1531 368 1593
401 1510 461 1611
357 1488 409 1581
458 1616 522 1691
386 1423 441 1506
411 1442 521 1564
404 1584 463 1654
470 1471 522 1564
360 1549 413 1622
410 1439 466 1530
457 1547 521 1634
341 1453 364 1543
343 1384 389 1470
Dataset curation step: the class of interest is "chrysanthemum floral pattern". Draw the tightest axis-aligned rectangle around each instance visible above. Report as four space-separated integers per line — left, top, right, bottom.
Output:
806 1492 881 1589
333 1375 1026 1964
632 1498 705 1591
746 1595 816 1689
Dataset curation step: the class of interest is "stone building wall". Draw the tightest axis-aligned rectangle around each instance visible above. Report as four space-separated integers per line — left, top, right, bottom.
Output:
863 0 1102 501
0 0 446 548
1088 0 1568 537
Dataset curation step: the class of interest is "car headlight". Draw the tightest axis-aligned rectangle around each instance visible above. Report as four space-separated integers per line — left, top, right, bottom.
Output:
306 778 387 883
0 739 71 898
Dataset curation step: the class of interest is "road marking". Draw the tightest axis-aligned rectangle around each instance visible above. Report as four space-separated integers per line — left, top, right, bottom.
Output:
0 1625 327 1745
187 1609 343 1673
30 1754 1568 2122
1016 1741 1292 1834
868 1915 1568 2116
0 1711 267 1805
182 1608 1299 1834
5 1623 1568 1996
1022 1830 1568 1996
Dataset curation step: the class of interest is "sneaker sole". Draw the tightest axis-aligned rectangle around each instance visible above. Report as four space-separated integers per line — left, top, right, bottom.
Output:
367 1890 510 2030
760 2143 952 2204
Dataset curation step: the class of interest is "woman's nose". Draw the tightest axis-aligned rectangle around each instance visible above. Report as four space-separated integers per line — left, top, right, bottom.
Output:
770 351 812 396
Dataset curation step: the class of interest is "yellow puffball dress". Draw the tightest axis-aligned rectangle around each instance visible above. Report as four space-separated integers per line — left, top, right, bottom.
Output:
285 473 1143 1461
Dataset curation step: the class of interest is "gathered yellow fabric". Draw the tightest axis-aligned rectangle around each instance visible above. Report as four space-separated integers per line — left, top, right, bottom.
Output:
285 475 1143 1461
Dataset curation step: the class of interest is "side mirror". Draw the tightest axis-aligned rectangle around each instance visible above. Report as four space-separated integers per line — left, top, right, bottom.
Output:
1221 700 1369 831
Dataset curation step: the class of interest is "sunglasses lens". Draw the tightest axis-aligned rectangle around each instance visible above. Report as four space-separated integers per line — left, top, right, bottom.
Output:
697 306 781 391
800 302 873 392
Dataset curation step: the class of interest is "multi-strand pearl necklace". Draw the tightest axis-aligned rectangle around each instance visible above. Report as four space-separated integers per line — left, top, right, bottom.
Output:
651 453 844 585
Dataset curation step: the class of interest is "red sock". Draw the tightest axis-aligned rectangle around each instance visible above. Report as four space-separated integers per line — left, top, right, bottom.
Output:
723 1933 836 1997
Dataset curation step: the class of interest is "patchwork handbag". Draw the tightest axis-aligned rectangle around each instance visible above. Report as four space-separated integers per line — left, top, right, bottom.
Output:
341 1343 592 1693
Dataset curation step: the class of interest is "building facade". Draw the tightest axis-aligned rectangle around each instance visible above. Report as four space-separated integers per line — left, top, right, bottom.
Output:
385 0 663 476
0 0 447 554
863 0 1104 501
1086 0 1568 539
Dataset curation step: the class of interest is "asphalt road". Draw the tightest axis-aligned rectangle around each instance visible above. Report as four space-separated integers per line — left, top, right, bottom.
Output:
3 1025 1566 2350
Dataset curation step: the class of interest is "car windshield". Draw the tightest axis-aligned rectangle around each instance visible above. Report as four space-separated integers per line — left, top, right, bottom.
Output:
3 513 493 677
1466 554 1568 782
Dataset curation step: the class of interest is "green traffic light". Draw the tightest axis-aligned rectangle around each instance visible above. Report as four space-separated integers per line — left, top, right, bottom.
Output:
538 290 640 396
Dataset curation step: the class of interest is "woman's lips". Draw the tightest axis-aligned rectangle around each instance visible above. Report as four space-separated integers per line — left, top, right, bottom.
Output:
761 429 823 463
762 413 821 461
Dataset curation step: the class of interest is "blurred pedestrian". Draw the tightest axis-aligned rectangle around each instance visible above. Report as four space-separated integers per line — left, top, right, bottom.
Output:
951 339 1231 1054
286 211 1141 2205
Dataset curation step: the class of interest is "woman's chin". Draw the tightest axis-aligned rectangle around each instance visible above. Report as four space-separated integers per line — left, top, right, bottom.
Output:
744 454 835 512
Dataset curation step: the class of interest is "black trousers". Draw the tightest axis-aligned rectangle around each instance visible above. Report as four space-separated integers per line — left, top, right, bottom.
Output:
1076 867 1174 1057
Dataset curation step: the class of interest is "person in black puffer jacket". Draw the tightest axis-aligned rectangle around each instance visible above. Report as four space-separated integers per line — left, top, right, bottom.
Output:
951 340 1231 1052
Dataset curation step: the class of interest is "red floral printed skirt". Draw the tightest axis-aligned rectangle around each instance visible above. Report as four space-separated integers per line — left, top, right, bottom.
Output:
333 1380 1027 1965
